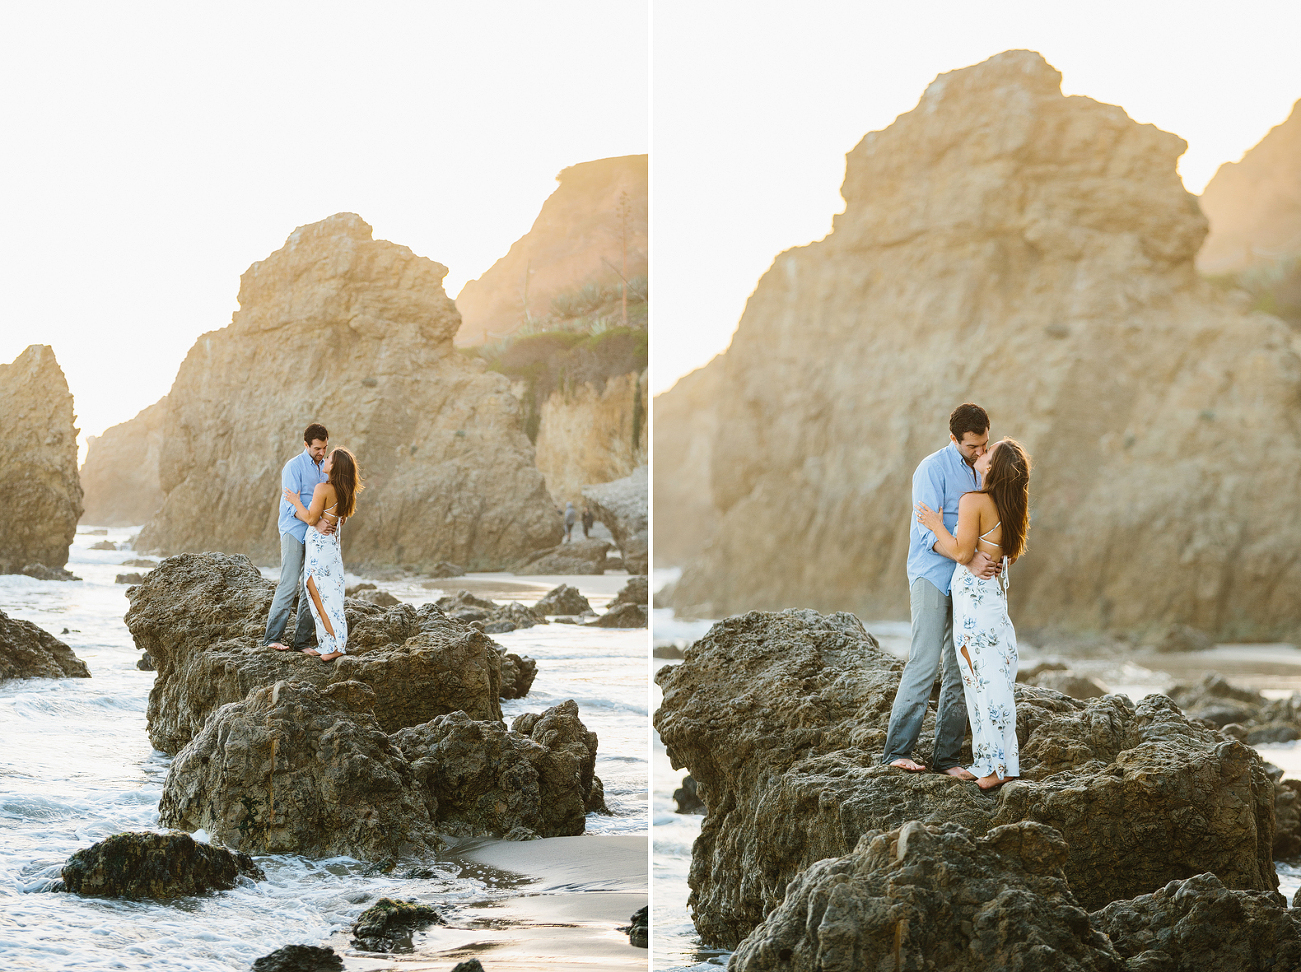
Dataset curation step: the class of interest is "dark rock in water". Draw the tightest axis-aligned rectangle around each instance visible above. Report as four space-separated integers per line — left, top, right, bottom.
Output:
160 680 444 859
1168 672 1301 744
673 775 705 814
21 563 81 581
533 584 592 616
345 582 378 596
250 944 344 972
483 620 515 634
1029 670 1109 699
730 820 1123 971
514 538 611 575
350 896 444 951
622 905 648 948
1275 779 1301 860
500 652 537 699
136 652 155 672
356 589 399 607
116 572 145 585
436 592 544 634
1 608 91 680
82 528 109 536
121 558 157 568
428 561 464 578
654 609 1281 949
587 603 647 628
1147 623 1215 653
653 644 685 659
89 540 117 551
450 960 486 972
513 699 608 817
1091 871 1301 970
61 831 263 899
612 574 649 607
436 590 498 611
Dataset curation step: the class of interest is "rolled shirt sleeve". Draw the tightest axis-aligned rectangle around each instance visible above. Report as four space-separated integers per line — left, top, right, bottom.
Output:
911 460 945 555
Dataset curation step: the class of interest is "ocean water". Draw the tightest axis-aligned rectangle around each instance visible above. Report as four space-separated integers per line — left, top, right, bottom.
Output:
0 529 648 971
650 595 1301 969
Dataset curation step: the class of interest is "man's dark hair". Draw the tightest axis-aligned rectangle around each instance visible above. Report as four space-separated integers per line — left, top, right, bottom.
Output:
304 423 329 445
949 403 989 442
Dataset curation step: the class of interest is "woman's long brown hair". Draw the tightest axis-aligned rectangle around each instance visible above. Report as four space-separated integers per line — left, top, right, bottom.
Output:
981 437 1031 561
328 447 363 519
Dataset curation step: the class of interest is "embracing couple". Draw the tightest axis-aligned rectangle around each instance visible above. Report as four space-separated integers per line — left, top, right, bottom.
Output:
263 422 364 663
882 403 1032 790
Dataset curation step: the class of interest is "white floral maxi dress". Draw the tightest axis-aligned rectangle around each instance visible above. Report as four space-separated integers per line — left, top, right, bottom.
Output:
304 509 348 655
952 555 1018 779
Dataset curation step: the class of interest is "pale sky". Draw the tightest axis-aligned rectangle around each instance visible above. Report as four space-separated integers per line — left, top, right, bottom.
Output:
0 2 648 458
652 1 1301 395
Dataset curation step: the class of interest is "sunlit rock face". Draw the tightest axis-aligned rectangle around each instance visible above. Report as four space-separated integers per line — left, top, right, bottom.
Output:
80 397 166 527
134 214 560 569
663 50 1301 641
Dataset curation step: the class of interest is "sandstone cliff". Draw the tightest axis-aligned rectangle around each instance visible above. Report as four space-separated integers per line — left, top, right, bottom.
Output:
663 51 1301 640
80 397 166 527
455 155 648 346
534 369 647 505
0 345 83 573
652 358 722 567
134 214 560 568
1199 98 1301 273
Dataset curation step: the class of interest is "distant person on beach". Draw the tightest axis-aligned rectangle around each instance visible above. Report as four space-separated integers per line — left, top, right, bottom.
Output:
564 502 577 542
916 436 1031 790
880 403 1000 781
264 424 331 654
581 505 594 538
282 446 364 663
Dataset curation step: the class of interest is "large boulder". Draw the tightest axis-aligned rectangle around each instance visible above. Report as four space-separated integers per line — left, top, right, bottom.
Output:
79 397 167 527
659 51 1301 643
514 537 611 575
0 345 83 573
0 608 90 680
533 583 593 616
730 820 1123 972
124 552 523 755
159 680 443 858
133 213 560 570
60 832 262 899
251 945 344 972
653 609 1280 949
582 466 647 574
351 897 444 952
1169 672 1301 744
612 574 648 607
587 603 647 628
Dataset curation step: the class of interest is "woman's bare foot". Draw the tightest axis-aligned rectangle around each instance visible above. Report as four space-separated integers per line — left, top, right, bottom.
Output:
319 651 344 662
977 773 1016 790
889 758 927 773
942 767 977 781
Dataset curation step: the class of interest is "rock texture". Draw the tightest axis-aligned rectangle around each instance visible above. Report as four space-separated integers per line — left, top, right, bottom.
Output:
251 945 344 972
0 345 83 573
133 214 559 570
587 603 647 628
582 466 647 574
124 553 521 755
730 821 1123 972
612 575 648 607
653 609 1280 949
1198 99 1301 273
533 584 593 616
0 608 91 680
1169 672 1301 744
351 897 443 951
514 537 611 575
533 369 648 506
659 51 1301 641
652 358 722 568
455 155 648 346
60 832 262 899
79 397 167 526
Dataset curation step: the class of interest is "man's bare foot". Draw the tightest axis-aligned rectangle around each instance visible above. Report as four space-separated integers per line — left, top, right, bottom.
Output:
977 773 1015 790
889 758 927 773
942 767 977 781
319 651 344 662
300 648 320 656
268 642 293 651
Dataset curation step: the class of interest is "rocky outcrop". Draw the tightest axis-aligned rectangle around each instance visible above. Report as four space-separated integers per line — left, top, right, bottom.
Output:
533 584 592 616
582 466 647 574
623 907 648 949
587 603 647 628
455 155 648 346
0 608 91 680
79 397 166 526
673 775 705 814
1198 99 1301 273
60 832 263 899
652 358 722 568
351 897 444 951
251 945 344 972
124 553 521 754
159 680 444 859
0 345 83 573
434 589 545 634
21 564 79 581
653 609 1280 949
133 214 559 570
1028 671 1109 700
1169 672 1301 744
730 821 1123 972
533 370 648 506
611 575 648 607
1091 872 1301 971
514 538 611 575
660 51 1301 642
513 698 607 817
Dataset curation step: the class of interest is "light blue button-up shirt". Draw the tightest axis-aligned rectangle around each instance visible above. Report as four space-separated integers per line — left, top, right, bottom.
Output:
278 448 328 543
907 442 982 596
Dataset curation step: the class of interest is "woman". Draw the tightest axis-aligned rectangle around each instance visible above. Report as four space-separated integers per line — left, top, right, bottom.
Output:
283 447 364 663
915 437 1031 790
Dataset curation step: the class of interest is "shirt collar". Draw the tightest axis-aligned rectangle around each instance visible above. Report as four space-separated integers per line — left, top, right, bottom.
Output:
302 447 322 468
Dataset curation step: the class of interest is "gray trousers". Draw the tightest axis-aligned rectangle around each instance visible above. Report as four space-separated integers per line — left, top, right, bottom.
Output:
881 577 969 770
263 533 314 648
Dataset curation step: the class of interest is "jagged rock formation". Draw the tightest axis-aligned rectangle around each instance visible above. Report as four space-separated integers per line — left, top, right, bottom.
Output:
1169 672 1301 744
611 575 648 607
251 945 344 972
351 897 444 952
583 466 647 574
133 214 559 569
60 832 263 899
660 51 1301 641
455 155 648 346
0 608 90 680
79 397 166 526
0 345 83 573
653 609 1279 949
652 358 722 567
514 537 611 574
124 553 526 754
730 821 1124 971
534 369 648 506
587 603 647 628
533 583 593 616
1199 99 1301 273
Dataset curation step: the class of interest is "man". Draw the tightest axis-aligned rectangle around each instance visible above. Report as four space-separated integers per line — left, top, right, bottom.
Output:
581 504 594 539
881 403 1000 778
564 502 577 542
265 423 332 652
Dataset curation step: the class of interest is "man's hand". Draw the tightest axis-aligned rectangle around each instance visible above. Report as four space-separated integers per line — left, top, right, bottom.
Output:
318 518 337 536
970 550 1002 579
